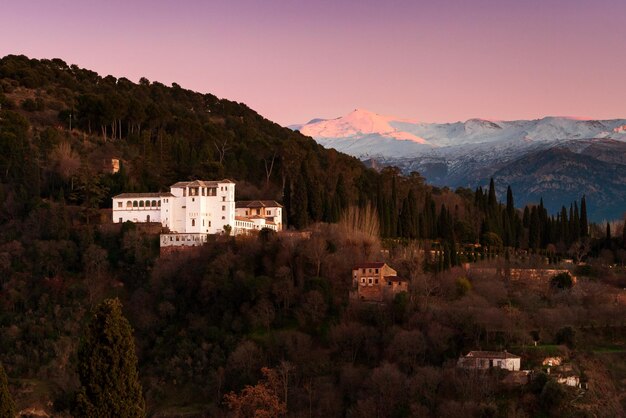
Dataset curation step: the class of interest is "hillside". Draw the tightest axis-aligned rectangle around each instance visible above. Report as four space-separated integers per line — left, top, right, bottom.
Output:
0 56 626 418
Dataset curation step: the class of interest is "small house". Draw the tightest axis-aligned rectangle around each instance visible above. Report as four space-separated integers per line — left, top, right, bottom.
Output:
457 351 521 371
350 262 408 302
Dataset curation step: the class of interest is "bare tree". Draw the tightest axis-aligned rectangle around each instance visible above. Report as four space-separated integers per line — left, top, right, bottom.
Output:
264 152 277 187
213 136 232 165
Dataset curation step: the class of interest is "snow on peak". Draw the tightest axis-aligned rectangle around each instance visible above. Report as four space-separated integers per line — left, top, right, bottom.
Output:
299 108 428 144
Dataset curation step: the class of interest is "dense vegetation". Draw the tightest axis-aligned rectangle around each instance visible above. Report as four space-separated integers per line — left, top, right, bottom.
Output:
0 55 625 416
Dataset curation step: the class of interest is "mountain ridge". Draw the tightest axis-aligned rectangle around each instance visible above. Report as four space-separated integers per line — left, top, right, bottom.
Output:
293 109 626 221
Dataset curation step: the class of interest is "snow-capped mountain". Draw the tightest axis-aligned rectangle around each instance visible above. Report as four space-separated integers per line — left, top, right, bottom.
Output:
292 109 626 221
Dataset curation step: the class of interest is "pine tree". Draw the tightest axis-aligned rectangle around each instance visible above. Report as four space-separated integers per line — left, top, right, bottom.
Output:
0 363 16 418
75 298 145 418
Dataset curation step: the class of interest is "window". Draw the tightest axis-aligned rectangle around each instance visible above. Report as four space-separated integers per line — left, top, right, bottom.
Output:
203 219 205 226
222 216 225 220
388 281 392 286
117 202 122 208
192 198 195 202
375 278 378 284
256 209 261 215
139 201 144 207
368 278 372 284
222 205 225 211
267 210 271 215
119 217 123 223
362 269 366 274
133 201 138 207
222 196 226 201
152 200 157 207
361 278 365 283
209 221 211 227
375 268 379 274
192 219 195 226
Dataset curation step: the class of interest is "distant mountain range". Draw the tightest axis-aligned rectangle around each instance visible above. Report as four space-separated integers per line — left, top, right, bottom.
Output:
290 109 626 221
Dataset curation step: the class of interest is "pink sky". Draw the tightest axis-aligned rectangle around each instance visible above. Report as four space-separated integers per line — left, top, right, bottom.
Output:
1 0 625 125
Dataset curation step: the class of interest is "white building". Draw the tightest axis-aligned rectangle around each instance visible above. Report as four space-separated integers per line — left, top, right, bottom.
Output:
113 179 236 239
234 200 283 234
457 351 521 371
112 181 283 246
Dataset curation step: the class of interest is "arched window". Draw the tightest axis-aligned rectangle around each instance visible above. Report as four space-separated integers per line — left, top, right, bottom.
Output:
145 200 150 207
191 219 195 226
151 200 157 207
158 200 161 207
126 201 132 207
133 201 138 207
139 201 144 207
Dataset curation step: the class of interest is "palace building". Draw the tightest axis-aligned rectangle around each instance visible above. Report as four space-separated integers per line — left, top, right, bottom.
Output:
112 180 282 247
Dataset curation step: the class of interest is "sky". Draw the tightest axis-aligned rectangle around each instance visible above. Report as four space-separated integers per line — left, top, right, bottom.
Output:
1 0 625 125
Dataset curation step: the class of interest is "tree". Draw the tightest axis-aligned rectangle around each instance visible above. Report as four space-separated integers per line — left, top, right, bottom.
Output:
224 367 287 418
580 196 588 237
0 363 16 418
550 272 573 290
75 298 145 417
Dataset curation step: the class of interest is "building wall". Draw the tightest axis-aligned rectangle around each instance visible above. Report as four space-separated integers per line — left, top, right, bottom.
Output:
459 356 520 371
112 198 162 223
351 264 406 302
235 206 283 230
113 181 238 236
160 233 208 247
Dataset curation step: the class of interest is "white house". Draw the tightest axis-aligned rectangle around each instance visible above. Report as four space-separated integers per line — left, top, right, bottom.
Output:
235 200 283 232
457 351 521 371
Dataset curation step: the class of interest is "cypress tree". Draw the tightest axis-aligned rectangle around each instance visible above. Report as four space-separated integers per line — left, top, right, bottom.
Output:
506 185 515 218
291 174 309 229
0 363 16 418
529 206 540 250
522 206 530 228
390 176 398 236
606 222 611 242
75 298 145 418
283 175 292 227
580 196 588 237
488 178 497 210
572 202 580 241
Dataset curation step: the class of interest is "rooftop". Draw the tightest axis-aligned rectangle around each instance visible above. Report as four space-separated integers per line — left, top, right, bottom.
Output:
171 179 235 188
465 351 520 359
353 262 386 269
113 192 174 199
236 200 283 209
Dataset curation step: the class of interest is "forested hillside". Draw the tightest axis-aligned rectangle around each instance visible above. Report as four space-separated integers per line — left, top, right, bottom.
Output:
1 55 625 417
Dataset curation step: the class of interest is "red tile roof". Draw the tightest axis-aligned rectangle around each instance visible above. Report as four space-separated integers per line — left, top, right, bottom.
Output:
236 200 283 209
353 262 386 269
